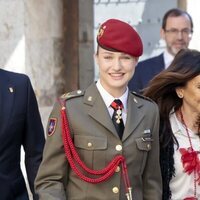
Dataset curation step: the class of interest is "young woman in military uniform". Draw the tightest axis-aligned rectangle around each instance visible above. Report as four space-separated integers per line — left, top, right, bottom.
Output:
35 19 162 200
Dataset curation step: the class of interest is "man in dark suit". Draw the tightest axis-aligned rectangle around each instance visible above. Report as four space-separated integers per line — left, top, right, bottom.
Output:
0 68 45 199
128 8 193 93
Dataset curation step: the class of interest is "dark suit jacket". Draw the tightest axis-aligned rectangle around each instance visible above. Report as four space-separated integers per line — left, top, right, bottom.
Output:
128 53 164 93
0 69 45 200
0 174 14 200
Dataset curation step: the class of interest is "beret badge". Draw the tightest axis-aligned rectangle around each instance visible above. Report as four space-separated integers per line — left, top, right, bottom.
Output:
97 25 106 39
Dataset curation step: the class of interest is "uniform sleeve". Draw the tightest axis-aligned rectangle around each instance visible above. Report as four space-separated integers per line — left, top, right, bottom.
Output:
23 77 45 200
34 101 68 200
142 103 162 200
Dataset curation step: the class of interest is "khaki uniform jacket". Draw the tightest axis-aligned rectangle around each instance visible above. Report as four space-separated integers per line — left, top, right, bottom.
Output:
35 83 162 200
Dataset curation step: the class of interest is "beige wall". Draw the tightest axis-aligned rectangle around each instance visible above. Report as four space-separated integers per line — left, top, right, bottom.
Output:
0 0 64 128
187 0 200 51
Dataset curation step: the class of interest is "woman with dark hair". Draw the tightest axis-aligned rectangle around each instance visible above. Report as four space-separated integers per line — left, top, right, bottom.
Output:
144 49 200 200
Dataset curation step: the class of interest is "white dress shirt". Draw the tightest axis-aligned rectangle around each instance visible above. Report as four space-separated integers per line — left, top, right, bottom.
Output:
169 111 200 199
96 80 128 124
163 50 174 69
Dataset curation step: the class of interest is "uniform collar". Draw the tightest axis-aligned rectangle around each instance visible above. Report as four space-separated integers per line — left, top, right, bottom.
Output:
96 80 128 111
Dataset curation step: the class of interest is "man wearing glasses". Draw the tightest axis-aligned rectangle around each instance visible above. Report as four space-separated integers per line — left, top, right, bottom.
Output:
128 8 193 93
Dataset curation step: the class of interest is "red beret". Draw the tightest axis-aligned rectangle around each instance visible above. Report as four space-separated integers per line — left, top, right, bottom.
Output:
97 19 143 57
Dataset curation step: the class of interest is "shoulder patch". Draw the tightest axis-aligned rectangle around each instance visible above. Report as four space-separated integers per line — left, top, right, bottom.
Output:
131 91 153 102
47 118 57 136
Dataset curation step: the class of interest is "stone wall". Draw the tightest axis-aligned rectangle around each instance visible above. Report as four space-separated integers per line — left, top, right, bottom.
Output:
0 0 25 72
1 0 95 129
25 0 65 127
1 0 65 128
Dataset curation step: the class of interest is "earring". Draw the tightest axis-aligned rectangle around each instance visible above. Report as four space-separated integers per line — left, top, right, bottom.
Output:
178 93 183 98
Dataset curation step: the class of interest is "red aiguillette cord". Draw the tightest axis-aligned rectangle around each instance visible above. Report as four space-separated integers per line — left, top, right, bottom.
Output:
59 99 132 198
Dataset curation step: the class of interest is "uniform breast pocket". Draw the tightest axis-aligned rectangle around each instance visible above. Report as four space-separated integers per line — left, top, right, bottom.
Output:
135 136 153 151
74 135 107 170
135 136 153 172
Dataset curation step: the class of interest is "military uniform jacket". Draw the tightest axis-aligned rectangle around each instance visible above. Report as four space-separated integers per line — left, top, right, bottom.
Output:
0 69 45 200
35 83 162 200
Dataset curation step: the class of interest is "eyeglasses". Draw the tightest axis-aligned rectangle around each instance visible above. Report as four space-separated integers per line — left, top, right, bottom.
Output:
164 28 193 37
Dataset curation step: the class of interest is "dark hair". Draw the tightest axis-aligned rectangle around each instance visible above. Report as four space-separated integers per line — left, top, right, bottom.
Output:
144 49 200 147
162 8 193 32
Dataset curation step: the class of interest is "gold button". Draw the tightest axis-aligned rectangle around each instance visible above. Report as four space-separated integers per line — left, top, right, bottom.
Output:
87 142 92 147
116 145 122 151
115 166 120 172
88 96 92 101
133 98 138 103
112 187 119 193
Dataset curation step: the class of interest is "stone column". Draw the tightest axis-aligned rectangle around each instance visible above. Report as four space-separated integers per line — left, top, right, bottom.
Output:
178 0 187 10
79 0 94 90
25 0 65 127
63 0 79 92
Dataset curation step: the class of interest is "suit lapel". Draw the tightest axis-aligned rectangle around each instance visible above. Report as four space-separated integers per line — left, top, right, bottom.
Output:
156 53 165 71
122 93 144 141
0 71 15 132
84 83 118 138
151 53 165 75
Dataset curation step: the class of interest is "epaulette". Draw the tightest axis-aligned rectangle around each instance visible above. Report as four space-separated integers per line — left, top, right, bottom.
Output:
60 89 85 101
131 91 153 102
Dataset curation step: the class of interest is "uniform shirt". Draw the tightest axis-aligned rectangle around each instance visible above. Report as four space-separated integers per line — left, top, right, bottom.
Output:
163 50 174 69
96 80 128 124
169 111 200 199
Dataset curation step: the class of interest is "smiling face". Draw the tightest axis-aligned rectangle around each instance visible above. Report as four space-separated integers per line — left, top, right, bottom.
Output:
95 46 138 97
161 14 192 56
